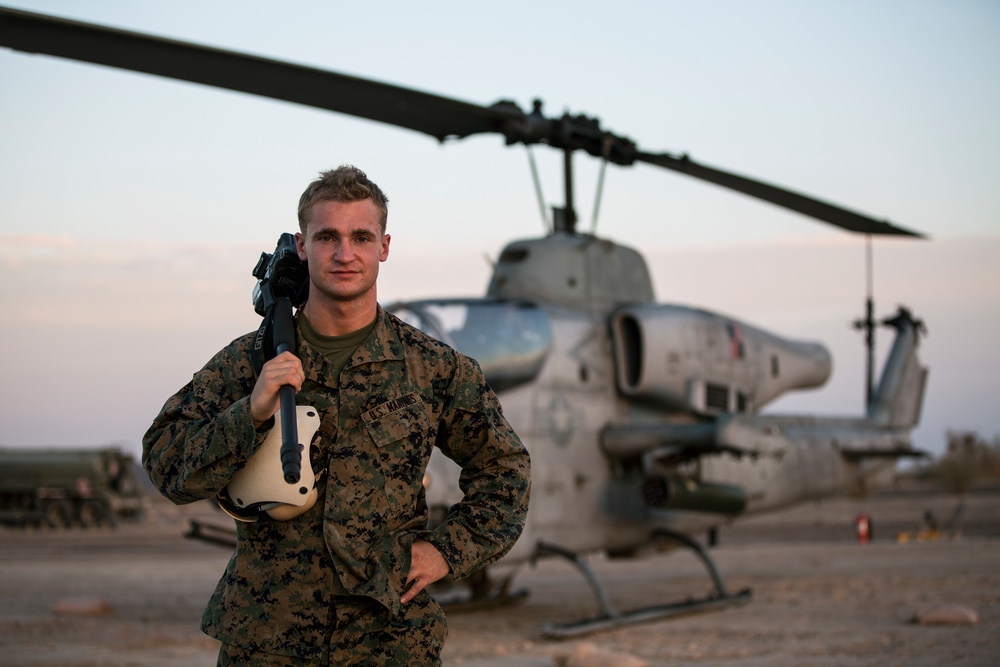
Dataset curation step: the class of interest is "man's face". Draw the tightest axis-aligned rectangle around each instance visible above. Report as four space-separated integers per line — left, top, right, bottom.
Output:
296 199 390 306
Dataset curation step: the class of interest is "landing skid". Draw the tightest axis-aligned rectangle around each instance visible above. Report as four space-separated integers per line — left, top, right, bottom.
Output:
536 528 752 639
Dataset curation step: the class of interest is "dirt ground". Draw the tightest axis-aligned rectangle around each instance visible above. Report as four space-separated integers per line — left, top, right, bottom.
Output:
0 487 997 667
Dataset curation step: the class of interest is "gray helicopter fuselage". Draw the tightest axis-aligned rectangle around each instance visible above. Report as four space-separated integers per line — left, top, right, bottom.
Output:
387 232 926 570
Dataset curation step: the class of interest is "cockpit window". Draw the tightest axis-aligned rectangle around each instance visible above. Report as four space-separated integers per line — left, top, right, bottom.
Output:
388 299 551 393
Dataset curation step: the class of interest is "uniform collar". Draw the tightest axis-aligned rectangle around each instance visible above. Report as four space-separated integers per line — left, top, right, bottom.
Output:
296 305 405 386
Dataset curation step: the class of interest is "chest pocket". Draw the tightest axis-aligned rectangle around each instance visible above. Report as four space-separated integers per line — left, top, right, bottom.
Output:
361 393 428 446
361 393 434 508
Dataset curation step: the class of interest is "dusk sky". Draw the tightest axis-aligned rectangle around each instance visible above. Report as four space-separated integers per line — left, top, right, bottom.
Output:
1 0 998 459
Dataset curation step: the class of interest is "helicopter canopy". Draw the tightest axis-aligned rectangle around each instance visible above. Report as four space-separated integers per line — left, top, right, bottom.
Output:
389 299 552 394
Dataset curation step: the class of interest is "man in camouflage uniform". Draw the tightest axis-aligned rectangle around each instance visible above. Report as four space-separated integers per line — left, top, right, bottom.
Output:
143 165 531 665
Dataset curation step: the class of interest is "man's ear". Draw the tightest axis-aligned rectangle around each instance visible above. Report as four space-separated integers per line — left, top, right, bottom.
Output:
380 233 391 262
296 231 307 261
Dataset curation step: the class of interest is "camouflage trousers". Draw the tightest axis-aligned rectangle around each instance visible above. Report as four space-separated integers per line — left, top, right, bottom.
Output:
217 592 448 666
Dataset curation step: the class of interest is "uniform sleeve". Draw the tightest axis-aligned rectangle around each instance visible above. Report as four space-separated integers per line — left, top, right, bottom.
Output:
142 342 266 505
421 354 531 579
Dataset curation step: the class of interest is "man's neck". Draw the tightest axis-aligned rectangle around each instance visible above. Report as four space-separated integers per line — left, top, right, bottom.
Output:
301 295 378 336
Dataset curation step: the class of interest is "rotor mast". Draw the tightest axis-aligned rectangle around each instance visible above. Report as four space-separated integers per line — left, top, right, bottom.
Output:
554 148 577 234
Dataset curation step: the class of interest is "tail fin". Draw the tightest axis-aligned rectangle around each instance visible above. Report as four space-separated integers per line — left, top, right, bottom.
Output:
867 307 928 428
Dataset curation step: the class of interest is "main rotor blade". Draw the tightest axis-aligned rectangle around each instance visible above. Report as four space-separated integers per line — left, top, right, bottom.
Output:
637 151 924 237
0 6 513 141
1 6 925 238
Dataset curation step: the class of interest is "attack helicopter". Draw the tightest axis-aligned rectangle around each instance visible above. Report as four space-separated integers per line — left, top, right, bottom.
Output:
0 6 929 638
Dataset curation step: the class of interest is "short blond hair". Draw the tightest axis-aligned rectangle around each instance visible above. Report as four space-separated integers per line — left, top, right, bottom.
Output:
297 165 389 232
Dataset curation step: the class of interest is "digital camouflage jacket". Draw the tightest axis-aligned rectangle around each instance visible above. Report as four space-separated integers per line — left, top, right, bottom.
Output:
142 307 531 659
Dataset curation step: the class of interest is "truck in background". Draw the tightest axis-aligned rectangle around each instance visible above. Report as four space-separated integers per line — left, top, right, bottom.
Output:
0 447 147 528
